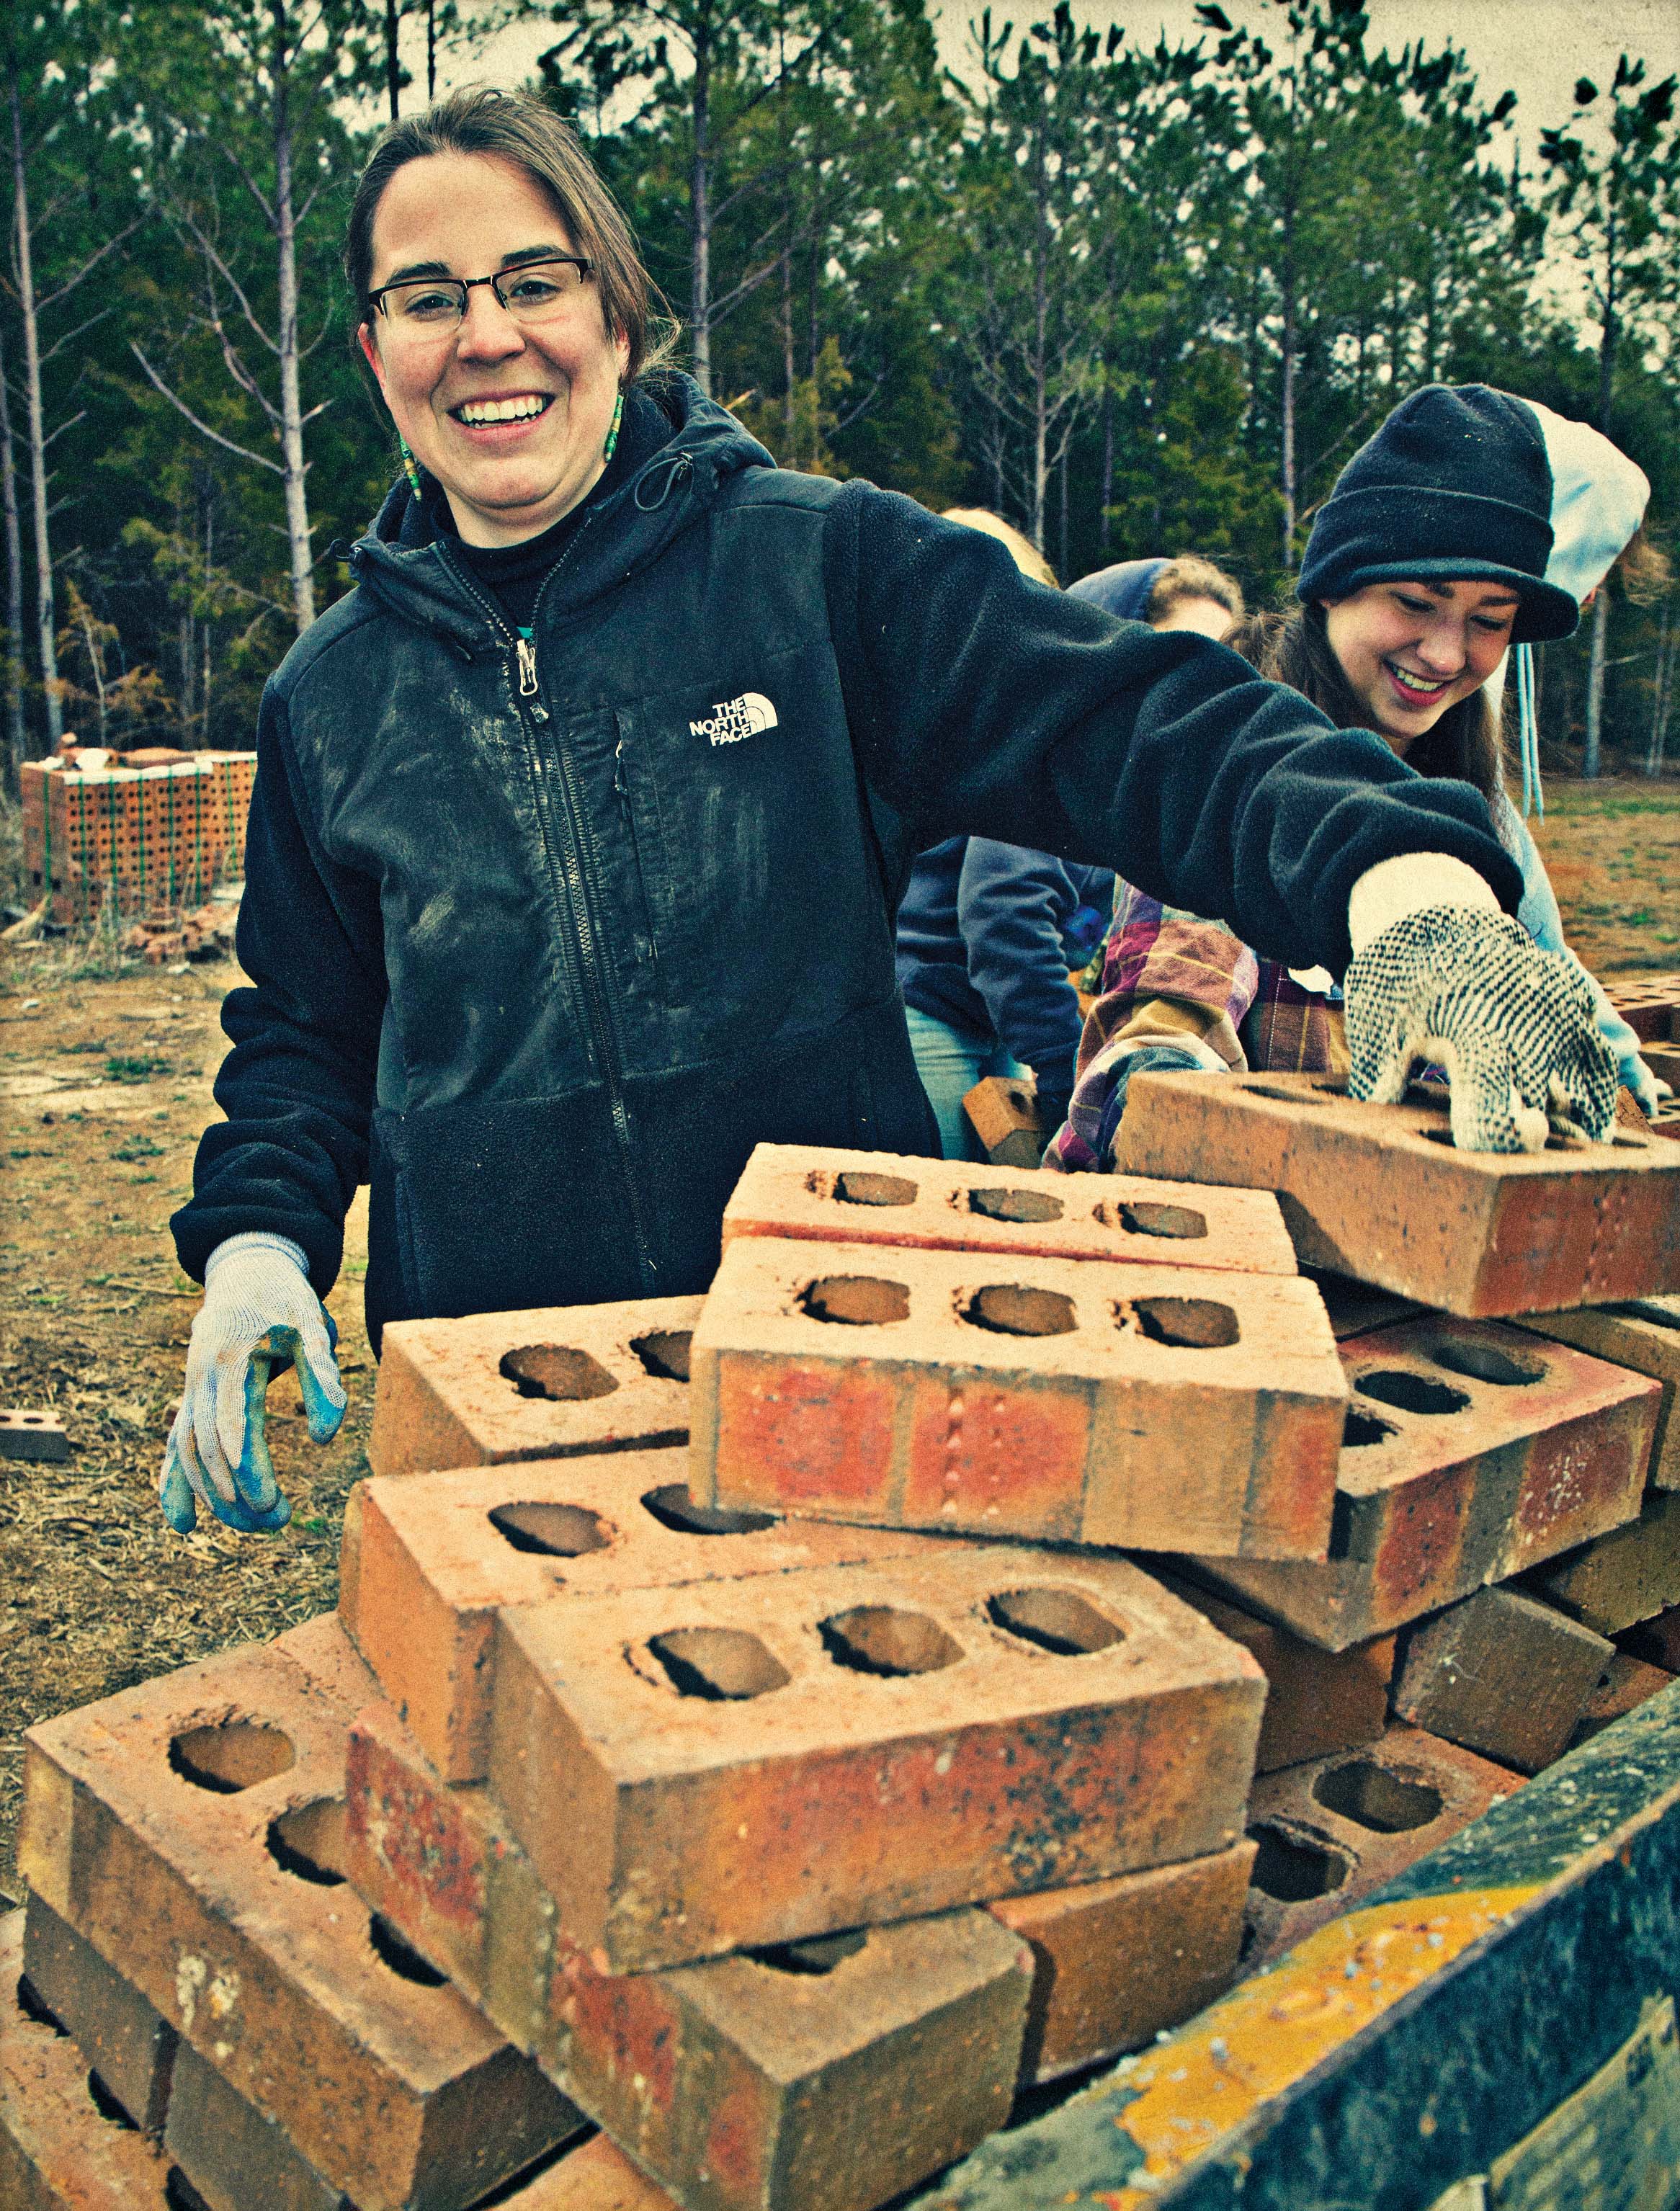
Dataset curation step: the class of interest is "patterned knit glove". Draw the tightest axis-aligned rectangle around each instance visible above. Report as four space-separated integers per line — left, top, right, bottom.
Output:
1345 906 1618 1153
158 1233 346 1535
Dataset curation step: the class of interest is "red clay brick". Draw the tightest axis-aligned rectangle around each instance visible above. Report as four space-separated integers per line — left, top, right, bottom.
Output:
1150 1570 1393 1772
1195 1316 1656 1649
488 1547 1264 1971
1526 1486 1680 1634
721 1142 1299 1277
367 1296 703 1479
1310 1274 1426 1341
962 1075 1044 1166
1390 1586 1612 1773
22 1892 176 2135
1114 1068 1680 1318
347 1699 1032 2211
15 1615 581 2211
164 2036 349 2211
1622 1602 1680 1671
1242 1725 1521 1965
344 1452 944 1785
1568 1652 1675 1748
691 1237 1347 1560
986 1841 1255 2081
517 2135 679 2209
1515 1297 1680 1488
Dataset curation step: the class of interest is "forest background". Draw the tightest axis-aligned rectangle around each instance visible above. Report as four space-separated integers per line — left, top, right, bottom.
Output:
6 0 1680 792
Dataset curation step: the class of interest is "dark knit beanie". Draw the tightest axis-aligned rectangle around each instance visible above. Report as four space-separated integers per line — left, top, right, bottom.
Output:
1297 385 1581 644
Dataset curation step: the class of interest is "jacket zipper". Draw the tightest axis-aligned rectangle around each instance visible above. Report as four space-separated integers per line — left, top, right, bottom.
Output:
436 534 660 1293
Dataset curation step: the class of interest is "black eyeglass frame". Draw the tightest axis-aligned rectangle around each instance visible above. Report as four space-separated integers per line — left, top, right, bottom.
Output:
365 254 597 322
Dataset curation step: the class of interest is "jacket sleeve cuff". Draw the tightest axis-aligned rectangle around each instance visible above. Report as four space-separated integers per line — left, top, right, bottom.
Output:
1347 852 1502 958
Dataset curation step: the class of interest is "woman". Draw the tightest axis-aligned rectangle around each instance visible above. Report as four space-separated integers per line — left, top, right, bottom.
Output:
1047 383 1655 1174
159 100 1607 1535
1069 555 1244 641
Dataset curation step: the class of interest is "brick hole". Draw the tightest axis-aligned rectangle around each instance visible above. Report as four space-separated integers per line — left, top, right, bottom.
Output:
1326 1493 1357 1560
169 1721 295 1794
630 1328 692 1382
1343 1406 1396 1449
648 1626 790 1700
1247 1822 1351 1902
987 1587 1125 1656
801 1274 911 1326
963 1284 1077 1336
1131 1296 1240 1349
1312 1759 1442 1833
265 1797 348 1886
833 1169 918 1207
499 1345 620 1401
1245 1084 1312 1103
1105 1199 1207 1241
488 1502 613 1558
1428 1339 1547 1388
640 1483 777 1537
751 1929 869 1974
368 1912 449 1987
86 2068 138 2130
1611 1133 1650 1149
818 1604 963 1677
967 1185 1064 1224
166 2170 215 2211
1001 1084 1036 1114
1355 1370 1469 1417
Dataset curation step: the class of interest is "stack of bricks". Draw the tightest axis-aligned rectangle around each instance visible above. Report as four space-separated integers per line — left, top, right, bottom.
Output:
19 751 255 926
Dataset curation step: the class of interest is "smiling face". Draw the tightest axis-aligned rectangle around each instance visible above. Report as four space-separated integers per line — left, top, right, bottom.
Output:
358 151 629 548
1321 579 1521 751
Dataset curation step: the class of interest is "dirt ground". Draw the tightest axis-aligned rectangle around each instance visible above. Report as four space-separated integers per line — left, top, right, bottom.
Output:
1 774 1676 1896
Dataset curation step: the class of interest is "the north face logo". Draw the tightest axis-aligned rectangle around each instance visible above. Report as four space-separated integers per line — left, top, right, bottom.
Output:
689 692 779 745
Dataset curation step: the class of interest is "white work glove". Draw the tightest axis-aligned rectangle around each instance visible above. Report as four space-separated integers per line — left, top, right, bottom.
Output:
158 1233 346 1535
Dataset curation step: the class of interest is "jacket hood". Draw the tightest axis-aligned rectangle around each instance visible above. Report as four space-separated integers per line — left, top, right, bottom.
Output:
349 374 776 651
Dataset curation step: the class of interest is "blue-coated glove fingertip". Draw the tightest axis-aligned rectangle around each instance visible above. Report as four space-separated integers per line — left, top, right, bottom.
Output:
160 1457 199 1535
210 1486 292 1535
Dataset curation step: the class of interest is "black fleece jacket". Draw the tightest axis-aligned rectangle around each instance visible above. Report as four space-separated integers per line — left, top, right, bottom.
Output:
174 375 1522 1339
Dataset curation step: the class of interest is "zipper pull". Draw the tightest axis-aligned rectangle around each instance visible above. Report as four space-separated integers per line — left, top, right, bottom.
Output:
614 736 629 798
515 635 539 696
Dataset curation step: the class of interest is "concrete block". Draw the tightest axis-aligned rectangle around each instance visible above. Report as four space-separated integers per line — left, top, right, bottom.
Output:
347 1700 1032 2211
1391 1586 1613 1774
1195 1316 1657 1649
691 1236 1347 1560
1150 1569 1393 1772
367 1295 703 1478
1114 1068 1680 1317
986 1841 1255 2081
1242 1724 1520 1965
14 1615 582 2211
1515 1297 1680 1488
345 1452 943 1784
1527 1486 1680 1634
22 1891 176 2134
962 1074 1044 1166
0 1911 175 2209
722 1142 1299 1277
487 1547 1264 1971
1568 1652 1675 1748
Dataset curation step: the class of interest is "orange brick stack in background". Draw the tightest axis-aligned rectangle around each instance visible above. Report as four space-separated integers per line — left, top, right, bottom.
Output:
20 751 255 926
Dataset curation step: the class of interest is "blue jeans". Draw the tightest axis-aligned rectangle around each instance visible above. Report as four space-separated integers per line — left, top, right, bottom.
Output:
904 1006 1029 1161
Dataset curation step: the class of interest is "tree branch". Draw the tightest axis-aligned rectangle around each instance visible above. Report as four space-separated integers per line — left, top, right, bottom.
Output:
35 220 142 315
130 344 284 475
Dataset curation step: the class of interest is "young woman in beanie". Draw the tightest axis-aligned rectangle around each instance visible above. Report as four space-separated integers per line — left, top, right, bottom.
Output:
1047 384 1658 1174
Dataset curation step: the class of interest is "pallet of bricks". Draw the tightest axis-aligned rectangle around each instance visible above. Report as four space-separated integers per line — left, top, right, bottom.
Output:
19 751 256 927
9 1066 1680 2209
1609 972 1680 1144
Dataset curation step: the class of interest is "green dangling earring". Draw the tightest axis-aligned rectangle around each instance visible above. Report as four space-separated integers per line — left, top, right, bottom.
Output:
603 388 624 464
398 432 422 496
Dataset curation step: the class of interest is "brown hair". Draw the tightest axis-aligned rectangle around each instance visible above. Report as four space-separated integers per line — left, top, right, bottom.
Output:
346 86 666 383
1227 602 1506 800
941 508 1059 588
1144 555 1244 630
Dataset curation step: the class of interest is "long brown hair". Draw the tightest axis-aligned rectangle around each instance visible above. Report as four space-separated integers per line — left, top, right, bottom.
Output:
1227 602 1506 800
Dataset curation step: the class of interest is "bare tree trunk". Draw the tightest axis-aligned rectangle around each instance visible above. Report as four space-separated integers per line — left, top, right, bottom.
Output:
385 0 402 118
10 86 62 746
1279 207 1297 574
1583 586 1609 779
689 5 713 396
270 7 316 634
1058 439 1068 584
202 483 214 743
0 317 24 785
1028 122 1048 551
1099 380 1113 554
779 244 795 459
426 0 436 99
1648 600 1674 777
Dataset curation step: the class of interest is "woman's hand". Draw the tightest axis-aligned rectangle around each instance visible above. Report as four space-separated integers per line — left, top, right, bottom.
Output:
159 1234 347 1535
1345 906 1619 1152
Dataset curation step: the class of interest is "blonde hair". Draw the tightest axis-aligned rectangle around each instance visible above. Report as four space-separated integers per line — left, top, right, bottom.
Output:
941 509 1058 588
1145 555 1244 630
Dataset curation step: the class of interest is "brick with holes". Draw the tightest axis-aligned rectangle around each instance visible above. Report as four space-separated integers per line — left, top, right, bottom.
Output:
720 1143 1299 1277
1390 1586 1613 1773
1113 1068 1680 1317
689 1237 1347 1560
345 1697 1031 2211
487 1547 1264 1971
986 1840 1256 2082
1568 1653 1675 1748
0 1409 70 1464
1514 1297 1680 1488
343 1452 945 1784
1524 1488 1680 1635
0 1911 177 2210
21 1893 176 2135
14 1614 582 2211
1241 1725 1521 1966
1189 1316 1657 1650
366 1295 702 1480
962 1074 1045 1166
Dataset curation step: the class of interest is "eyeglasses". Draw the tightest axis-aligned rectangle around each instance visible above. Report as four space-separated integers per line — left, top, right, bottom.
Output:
365 256 595 341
